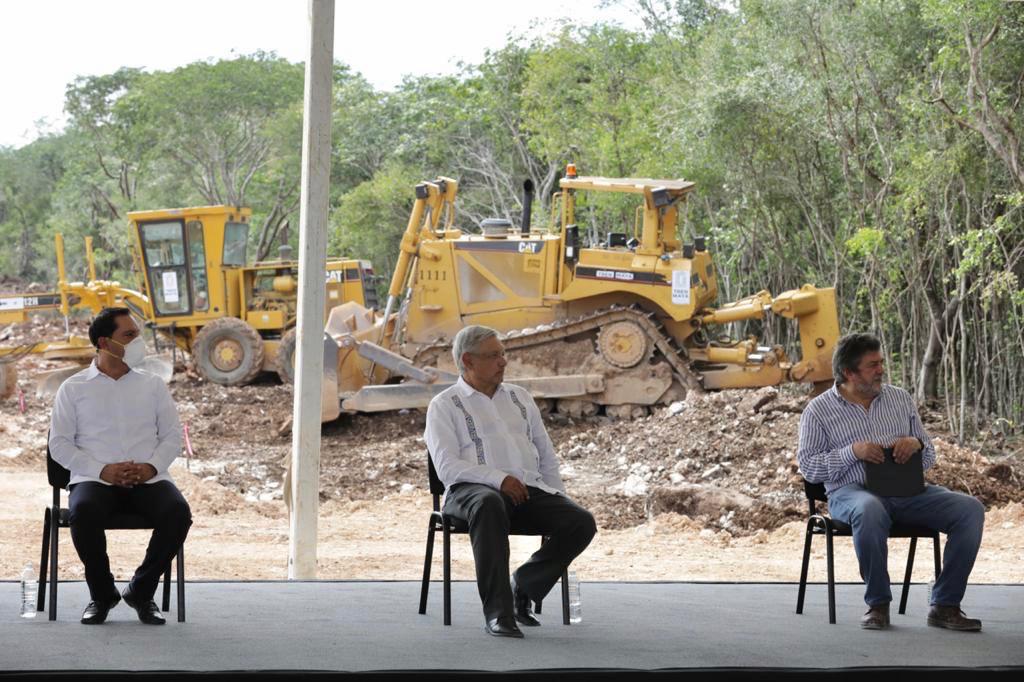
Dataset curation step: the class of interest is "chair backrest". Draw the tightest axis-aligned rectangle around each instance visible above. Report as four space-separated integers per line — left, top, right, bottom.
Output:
426 451 445 511
802 479 827 515
46 440 71 510
46 441 71 491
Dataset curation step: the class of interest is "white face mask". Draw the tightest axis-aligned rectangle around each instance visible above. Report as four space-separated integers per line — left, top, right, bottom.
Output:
107 336 147 368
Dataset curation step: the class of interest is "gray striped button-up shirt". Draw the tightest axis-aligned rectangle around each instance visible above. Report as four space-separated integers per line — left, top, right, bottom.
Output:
797 384 935 494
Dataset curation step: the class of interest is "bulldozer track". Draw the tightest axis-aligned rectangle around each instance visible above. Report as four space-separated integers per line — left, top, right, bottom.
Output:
412 305 706 396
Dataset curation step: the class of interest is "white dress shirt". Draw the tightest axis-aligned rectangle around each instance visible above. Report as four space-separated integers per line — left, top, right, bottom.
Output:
49 360 182 486
424 377 565 496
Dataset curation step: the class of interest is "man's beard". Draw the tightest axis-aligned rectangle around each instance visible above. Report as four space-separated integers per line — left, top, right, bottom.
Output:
854 378 882 397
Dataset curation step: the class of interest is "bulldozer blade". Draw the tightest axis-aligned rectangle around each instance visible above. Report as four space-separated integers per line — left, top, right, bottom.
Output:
320 332 341 423
34 365 87 398
33 353 175 399
136 353 175 383
340 373 605 413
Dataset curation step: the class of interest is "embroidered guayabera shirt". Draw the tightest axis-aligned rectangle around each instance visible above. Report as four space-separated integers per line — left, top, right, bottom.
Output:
425 377 565 496
797 384 935 494
49 361 182 487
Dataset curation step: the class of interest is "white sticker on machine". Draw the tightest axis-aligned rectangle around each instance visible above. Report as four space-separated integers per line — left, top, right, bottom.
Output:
162 271 180 303
671 270 691 305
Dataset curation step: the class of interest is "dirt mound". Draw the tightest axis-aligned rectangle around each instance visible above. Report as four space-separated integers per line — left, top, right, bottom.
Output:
3 313 1022 540
927 438 1023 506
546 386 1024 534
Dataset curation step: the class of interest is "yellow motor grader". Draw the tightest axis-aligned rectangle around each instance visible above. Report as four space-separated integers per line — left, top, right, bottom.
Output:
316 166 841 420
0 205 376 398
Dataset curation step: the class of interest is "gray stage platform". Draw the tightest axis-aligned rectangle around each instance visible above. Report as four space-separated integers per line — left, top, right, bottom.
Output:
1 581 1022 672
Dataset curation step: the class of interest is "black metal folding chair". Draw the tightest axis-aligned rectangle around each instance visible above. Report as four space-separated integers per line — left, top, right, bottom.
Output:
38 444 186 622
796 479 941 624
417 452 571 625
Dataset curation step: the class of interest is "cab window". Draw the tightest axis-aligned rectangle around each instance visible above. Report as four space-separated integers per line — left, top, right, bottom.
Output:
223 221 249 266
139 220 191 316
187 220 209 312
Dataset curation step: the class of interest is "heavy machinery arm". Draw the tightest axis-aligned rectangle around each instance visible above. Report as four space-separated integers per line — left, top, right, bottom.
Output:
316 169 842 420
0 234 165 399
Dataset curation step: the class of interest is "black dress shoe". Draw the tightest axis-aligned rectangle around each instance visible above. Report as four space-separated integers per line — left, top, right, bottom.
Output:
511 575 541 627
485 616 524 638
81 591 121 624
122 587 165 625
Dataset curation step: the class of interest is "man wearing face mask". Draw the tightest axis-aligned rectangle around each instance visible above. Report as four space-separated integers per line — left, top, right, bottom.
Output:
49 307 192 625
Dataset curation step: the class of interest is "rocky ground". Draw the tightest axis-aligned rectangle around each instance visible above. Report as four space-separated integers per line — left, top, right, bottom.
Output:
2 313 1023 584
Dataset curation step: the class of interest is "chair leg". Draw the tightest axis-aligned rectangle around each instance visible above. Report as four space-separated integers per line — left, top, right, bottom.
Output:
796 520 814 614
825 530 836 624
535 537 546 615
898 537 917 615
442 525 452 626
162 563 171 613
38 509 51 612
561 567 570 625
932 534 941 580
418 521 436 615
48 507 59 621
176 545 185 623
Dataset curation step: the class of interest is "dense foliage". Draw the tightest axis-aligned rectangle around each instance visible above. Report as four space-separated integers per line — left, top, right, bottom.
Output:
1 0 1022 436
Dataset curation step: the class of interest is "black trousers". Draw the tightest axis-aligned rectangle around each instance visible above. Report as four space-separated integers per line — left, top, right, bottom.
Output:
68 481 192 602
443 483 597 621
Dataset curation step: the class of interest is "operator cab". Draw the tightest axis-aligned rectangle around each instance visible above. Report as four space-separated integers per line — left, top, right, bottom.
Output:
129 206 252 320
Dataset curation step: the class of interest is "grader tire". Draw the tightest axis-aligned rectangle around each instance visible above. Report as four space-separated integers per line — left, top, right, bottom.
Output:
193 317 265 386
0 363 17 400
276 328 298 384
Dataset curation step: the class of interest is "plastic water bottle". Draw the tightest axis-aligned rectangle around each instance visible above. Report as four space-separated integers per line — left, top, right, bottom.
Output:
20 564 37 619
567 570 582 624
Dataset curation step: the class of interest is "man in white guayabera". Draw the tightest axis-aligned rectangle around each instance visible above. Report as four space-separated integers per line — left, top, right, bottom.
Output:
49 307 191 625
425 325 597 638
798 332 985 631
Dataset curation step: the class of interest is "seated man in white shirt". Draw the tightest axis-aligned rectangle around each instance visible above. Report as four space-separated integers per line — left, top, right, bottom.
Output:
424 325 597 638
49 307 192 625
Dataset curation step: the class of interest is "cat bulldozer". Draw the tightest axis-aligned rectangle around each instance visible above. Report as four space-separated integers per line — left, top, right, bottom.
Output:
315 166 841 421
0 205 376 398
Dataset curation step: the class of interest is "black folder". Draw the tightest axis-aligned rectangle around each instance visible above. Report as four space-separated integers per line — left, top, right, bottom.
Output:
865 447 924 497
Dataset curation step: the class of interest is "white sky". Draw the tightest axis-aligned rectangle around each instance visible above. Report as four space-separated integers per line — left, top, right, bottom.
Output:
0 0 643 149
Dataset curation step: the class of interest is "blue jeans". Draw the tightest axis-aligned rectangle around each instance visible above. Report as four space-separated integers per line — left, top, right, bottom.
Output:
827 483 985 607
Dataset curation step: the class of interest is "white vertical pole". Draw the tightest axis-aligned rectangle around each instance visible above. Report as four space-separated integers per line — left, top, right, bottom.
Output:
289 0 334 580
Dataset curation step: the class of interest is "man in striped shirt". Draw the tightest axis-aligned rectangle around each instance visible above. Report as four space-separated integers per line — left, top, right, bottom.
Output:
797 333 985 631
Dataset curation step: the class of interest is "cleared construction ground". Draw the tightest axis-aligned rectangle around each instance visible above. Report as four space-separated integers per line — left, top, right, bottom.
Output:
1 313 1022 583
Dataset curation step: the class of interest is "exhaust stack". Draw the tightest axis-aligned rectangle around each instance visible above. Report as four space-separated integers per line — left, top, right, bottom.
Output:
521 179 534 236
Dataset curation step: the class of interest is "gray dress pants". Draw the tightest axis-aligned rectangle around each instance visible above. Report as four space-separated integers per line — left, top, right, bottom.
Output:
443 482 597 621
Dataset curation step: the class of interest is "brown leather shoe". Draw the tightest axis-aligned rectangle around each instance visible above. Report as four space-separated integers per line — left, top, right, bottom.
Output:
860 603 890 630
927 605 982 631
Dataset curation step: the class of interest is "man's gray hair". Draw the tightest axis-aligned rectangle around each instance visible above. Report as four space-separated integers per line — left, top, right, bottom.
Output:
453 325 499 373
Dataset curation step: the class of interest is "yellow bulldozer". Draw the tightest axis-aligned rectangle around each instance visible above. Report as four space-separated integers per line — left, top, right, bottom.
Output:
0 205 376 397
315 166 841 421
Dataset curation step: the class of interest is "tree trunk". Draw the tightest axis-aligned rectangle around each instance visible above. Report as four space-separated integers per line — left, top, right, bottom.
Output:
917 291 960 401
